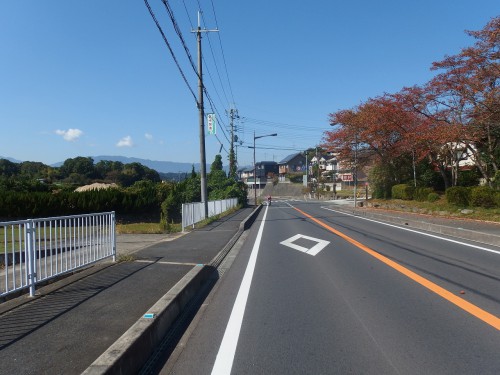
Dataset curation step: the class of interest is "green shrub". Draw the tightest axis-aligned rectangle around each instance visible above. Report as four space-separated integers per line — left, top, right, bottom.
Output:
446 186 471 206
493 170 500 190
287 173 304 183
457 168 481 187
414 187 434 202
470 186 496 208
427 192 440 202
392 184 414 200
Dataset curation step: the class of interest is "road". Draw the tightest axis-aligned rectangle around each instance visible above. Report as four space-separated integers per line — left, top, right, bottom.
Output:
158 200 500 374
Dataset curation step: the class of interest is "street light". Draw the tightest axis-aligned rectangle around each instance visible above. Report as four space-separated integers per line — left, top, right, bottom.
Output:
252 131 277 206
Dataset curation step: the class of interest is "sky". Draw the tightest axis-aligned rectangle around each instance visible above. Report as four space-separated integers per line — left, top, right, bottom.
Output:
1 1 498 169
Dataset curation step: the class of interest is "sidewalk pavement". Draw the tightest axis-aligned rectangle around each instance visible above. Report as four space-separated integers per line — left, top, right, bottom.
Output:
0 206 260 375
0 202 498 375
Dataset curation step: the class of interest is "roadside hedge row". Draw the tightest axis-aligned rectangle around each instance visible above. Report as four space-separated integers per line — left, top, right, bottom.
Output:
0 189 158 220
391 184 434 202
446 186 500 208
391 184 499 208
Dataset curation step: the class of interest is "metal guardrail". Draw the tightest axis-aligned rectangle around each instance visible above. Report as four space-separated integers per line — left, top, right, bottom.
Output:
1 212 116 298
182 198 238 232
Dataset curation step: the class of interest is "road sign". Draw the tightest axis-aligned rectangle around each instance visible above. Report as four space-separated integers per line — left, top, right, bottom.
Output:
280 234 330 256
207 113 216 135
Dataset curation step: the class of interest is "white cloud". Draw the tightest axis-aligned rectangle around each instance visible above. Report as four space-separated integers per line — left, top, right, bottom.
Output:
55 128 83 142
116 136 134 147
145 133 153 141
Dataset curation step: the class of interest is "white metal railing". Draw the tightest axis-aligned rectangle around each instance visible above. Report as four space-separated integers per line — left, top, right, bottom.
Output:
182 198 238 232
1 212 116 298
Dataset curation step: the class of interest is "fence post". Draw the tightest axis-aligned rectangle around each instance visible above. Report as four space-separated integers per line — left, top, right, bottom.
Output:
26 220 36 297
181 204 185 232
111 212 116 262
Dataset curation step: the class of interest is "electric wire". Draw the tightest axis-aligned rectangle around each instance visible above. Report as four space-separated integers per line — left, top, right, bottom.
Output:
144 0 197 104
148 0 236 156
209 0 236 106
160 0 198 77
180 4 228 118
196 1 233 114
161 0 231 149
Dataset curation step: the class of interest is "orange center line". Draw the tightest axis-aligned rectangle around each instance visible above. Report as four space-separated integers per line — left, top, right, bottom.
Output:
293 206 500 331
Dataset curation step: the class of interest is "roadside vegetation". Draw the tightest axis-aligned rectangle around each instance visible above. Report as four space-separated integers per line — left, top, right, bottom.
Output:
322 16 500 204
369 197 500 223
0 154 247 233
318 17 499 221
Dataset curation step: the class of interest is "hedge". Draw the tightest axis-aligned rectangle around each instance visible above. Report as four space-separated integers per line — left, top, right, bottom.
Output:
470 186 496 208
446 186 471 206
414 187 434 202
427 192 440 202
391 184 414 200
0 189 159 219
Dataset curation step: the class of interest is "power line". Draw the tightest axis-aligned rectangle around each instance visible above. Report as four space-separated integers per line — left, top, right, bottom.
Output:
143 0 197 104
242 117 328 131
147 0 234 155
180 2 228 115
195 1 236 114
209 0 236 106
159 0 198 77
159 1 231 149
196 7 231 107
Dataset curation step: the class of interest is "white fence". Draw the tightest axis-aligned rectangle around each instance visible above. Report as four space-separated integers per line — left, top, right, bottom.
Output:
1 212 116 298
182 198 238 232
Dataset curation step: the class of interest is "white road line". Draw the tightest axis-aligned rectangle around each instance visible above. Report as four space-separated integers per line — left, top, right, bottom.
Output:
321 206 500 255
211 205 269 375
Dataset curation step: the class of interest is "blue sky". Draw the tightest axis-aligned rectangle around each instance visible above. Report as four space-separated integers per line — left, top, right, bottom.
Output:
1 1 498 168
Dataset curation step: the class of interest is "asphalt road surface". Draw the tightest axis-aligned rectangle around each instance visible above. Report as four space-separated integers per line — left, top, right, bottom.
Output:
160 200 500 375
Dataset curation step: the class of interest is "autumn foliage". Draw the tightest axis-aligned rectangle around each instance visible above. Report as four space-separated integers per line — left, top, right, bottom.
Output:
323 16 499 193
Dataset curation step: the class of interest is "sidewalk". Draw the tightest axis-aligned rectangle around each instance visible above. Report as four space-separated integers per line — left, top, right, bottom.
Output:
0 206 260 375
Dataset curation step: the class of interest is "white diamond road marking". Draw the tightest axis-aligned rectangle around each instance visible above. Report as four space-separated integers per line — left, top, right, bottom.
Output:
280 234 330 256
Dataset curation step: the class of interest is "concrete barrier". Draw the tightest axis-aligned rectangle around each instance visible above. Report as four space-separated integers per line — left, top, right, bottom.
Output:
82 265 212 375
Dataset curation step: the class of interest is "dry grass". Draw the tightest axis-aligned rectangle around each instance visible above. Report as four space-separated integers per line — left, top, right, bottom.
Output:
116 222 182 234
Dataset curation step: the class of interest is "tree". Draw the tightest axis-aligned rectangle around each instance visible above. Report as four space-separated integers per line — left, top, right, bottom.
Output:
429 16 500 186
60 157 95 180
19 161 51 179
0 159 19 177
211 154 223 172
95 160 124 180
325 94 423 191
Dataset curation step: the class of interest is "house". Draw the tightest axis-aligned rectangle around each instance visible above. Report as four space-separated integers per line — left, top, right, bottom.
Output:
240 162 278 190
255 161 278 180
237 167 253 182
278 153 306 182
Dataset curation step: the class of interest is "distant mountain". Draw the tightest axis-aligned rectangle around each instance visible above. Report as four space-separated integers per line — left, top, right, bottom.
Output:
2 155 215 174
0 156 23 163
52 155 204 174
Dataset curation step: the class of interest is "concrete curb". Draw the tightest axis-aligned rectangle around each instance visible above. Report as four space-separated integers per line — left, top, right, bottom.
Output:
83 205 263 375
82 265 212 375
330 206 500 247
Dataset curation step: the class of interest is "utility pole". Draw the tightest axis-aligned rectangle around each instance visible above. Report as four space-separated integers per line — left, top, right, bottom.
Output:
316 148 320 199
228 108 238 179
192 12 218 218
353 134 358 208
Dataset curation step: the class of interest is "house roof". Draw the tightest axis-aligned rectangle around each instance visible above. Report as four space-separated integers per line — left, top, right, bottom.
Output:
256 161 278 166
278 152 303 164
